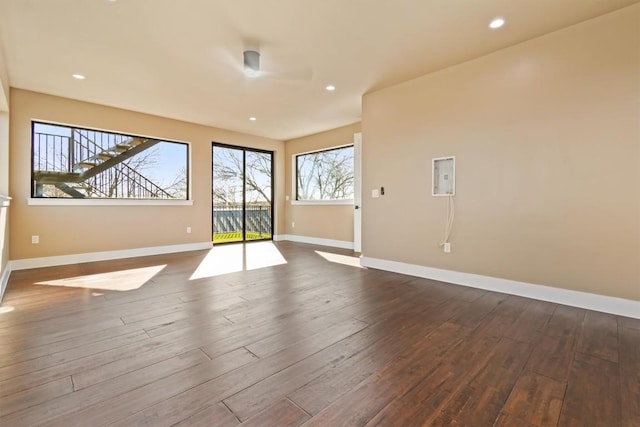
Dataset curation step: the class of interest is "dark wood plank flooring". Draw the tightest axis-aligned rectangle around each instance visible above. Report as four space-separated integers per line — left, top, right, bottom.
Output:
0 241 637 426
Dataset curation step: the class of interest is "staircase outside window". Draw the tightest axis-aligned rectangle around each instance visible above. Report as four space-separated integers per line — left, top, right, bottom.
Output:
31 122 189 200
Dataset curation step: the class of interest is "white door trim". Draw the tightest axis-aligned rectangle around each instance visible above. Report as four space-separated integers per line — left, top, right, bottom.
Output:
353 132 362 252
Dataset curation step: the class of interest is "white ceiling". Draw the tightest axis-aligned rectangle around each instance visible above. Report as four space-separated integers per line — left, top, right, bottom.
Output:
0 0 637 140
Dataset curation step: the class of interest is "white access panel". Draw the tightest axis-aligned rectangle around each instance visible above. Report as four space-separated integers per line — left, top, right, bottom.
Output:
432 156 455 196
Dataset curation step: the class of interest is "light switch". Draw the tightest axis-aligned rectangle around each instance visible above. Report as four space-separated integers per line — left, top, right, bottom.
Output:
371 189 380 198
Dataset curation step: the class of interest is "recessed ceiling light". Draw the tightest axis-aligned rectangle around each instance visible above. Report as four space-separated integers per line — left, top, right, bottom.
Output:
249 117 257 121
489 18 505 29
325 85 336 91
72 74 86 80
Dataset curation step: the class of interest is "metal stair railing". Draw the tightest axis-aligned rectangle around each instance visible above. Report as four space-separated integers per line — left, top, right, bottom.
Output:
71 129 132 170
71 131 172 198
33 129 133 173
72 129 161 181
88 162 173 199
54 181 110 199
33 127 173 198
33 131 75 173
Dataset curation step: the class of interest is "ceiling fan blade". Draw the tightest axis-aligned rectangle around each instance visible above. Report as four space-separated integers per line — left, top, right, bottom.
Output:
261 67 313 82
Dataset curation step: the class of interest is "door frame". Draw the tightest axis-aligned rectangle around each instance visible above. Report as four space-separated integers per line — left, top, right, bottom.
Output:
212 142 274 244
353 132 362 253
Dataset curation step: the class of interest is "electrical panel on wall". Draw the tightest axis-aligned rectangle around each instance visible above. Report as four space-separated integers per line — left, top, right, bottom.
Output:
432 156 455 196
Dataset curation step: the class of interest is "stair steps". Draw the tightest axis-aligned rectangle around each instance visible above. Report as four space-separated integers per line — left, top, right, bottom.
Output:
76 161 97 169
33 171 81 184
129 138 145 146
97 152 115 161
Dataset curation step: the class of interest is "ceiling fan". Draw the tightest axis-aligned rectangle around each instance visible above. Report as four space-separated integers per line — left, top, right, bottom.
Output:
236 46 312 82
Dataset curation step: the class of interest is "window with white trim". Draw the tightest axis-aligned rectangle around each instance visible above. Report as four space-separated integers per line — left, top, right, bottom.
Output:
295 145 354 202
31 122 189 200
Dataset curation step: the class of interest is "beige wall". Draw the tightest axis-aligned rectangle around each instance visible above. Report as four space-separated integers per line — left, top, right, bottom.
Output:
0 41 10 298
9 89 285 260
0 112 9 297
0 42 8 111
362 5 640 300
284 122 360 242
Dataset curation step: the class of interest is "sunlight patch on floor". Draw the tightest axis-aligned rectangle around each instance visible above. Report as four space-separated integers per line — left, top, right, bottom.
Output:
0 305 15 314
35 264 166 291
315 250 364 268
190 241 287 280
245 242 288 270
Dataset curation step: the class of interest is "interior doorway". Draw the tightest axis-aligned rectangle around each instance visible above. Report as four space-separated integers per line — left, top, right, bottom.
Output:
212 143 274 244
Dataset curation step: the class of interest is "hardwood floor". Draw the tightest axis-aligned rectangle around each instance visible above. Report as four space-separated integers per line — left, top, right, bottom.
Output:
0 241 637 426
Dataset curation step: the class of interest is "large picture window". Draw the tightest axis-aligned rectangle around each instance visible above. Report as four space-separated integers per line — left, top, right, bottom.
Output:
31 122 189 200
295 145 354 202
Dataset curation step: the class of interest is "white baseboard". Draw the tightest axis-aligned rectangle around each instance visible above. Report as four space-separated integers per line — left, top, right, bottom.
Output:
360 256 640 319
0 263 11 303
7 235 352 272
9 242 213 271
277 234 354 250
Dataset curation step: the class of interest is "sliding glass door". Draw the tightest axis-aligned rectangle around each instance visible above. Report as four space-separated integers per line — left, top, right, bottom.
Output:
212 143 273 244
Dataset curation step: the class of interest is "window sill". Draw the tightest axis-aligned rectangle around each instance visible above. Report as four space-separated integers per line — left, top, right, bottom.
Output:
27 198 193 206
291 199 354 206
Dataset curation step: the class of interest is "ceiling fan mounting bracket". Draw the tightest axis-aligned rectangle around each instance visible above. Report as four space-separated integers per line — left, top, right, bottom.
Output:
243 50 260 78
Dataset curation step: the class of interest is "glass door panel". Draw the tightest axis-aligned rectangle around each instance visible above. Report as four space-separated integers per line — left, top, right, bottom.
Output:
212 145 244 244
212 144 273 244
245 151 272 241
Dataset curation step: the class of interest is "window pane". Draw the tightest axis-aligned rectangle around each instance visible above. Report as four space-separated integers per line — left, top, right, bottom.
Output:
32 122 188 199
296 146 354 200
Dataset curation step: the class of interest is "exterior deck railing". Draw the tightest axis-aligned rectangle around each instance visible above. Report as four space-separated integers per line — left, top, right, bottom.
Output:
213 203 272 238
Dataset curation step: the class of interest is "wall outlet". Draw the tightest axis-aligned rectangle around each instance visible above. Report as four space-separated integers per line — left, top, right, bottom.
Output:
443 242 451 253
31 235 39 244
186 226 192 234
291 221 295 228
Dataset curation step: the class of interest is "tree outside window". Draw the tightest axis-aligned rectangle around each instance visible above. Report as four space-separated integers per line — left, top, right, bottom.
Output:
296 146 354 201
